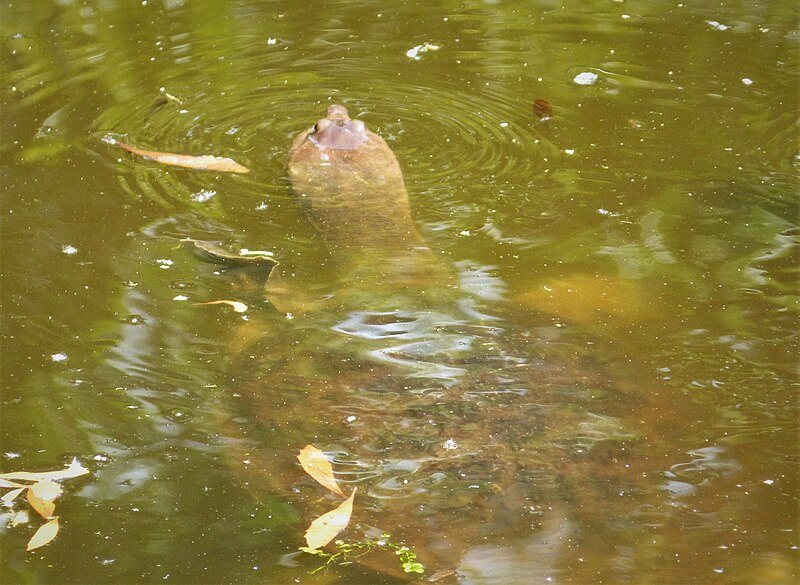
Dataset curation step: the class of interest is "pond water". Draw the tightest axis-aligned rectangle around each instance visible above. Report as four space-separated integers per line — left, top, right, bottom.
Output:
1 1 797 584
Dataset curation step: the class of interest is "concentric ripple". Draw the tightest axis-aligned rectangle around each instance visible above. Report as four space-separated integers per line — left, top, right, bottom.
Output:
88 47 557 216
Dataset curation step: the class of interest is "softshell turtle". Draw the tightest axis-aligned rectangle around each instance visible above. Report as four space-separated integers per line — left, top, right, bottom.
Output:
218 105 664 582
288 104 424 253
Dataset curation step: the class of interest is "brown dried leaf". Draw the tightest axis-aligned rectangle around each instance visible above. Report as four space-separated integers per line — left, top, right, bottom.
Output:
0 458 89 482
297 445 344 497
27 480 61 519
533 98 553 119
103 136 249 174
2 487 26 507
26 517 59 551
304 489 357 550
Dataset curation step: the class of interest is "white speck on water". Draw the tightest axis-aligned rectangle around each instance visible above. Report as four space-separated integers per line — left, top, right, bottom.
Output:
573 71 598 85
190 189 216 203
741 78 753 85
172 295 189 301
763 479 774 485
713 568 724 574
62 244 78 255
443 438 458 450
346 415 357 423
51 352 68 363
707 20 729 31
499 122 509 127
156 258 173 268
565 149 575 155
406 42 440 60
266 38 277 45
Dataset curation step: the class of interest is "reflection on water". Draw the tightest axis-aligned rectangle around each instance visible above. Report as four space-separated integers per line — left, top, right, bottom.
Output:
2 0 797 584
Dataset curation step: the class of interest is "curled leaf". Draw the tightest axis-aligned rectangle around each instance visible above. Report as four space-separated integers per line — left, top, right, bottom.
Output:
304 489 356 550
196 300 249 313
102 135 249 174
0 458 89 482
27 517 59 551
182 239 278 267
297 445 344 497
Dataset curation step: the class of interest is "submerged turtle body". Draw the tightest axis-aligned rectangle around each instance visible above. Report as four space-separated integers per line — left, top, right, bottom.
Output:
221 105 659 580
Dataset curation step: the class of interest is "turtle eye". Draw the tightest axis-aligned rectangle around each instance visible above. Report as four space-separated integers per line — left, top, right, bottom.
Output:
313 118 331 133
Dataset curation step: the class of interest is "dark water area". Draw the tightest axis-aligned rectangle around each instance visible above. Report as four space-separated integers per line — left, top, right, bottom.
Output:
1 1 797 584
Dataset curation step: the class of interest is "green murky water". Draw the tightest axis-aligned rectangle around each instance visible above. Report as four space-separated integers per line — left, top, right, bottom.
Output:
1 1 797 584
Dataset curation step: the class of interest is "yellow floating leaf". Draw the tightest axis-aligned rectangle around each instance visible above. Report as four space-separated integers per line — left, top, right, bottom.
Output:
27 480 61 519
304 488 357 550
196 300 249 313
30 479 62 502
27 517 59 551
297 445 344 497
2 487 26 507
103 136 249 174
0 457 89 482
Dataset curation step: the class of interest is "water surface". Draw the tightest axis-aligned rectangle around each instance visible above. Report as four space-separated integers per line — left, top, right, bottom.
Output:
1 1 797 584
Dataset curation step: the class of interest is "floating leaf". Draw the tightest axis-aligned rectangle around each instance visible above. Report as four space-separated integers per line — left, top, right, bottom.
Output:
0 458 89 482
27 517 59 551
11 509 30 527
297 445 344 497
0 478 26 488
196 300 249 313
2 487 26 507
103 135 249 174
26 480 62 519
304 489 356 550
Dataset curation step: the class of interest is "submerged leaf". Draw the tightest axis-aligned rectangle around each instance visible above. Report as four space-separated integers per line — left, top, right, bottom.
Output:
27 517 59 551
0 458 89 482
304 489 357 550
297 445 344 497
516 275 660 326
103 136 249 173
